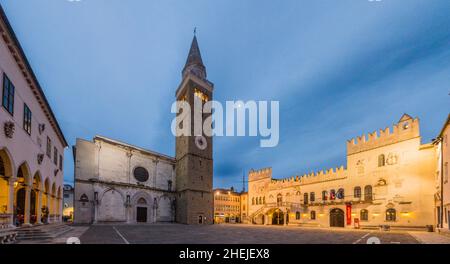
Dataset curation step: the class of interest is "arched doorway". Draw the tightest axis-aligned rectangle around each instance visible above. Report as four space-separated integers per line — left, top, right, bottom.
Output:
14 164 30 226
136 198 148 223
330 208 345 227
272 209 284 225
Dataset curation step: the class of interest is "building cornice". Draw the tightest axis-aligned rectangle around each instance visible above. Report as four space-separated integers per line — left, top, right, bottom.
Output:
0 4 68 147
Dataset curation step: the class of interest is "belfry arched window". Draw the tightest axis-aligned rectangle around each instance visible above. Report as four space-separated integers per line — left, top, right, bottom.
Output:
386 208 396 222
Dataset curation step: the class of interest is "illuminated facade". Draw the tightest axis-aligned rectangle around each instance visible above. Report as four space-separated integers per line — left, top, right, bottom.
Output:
246 114 438 229
435 114 450 232
0 5 68 229
214 188 241 224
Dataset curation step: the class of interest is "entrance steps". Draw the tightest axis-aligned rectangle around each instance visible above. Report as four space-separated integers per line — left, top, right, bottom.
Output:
16 223 73 242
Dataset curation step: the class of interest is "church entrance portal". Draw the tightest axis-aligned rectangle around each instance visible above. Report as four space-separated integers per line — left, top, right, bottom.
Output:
136 207 147 223
330 208 345 227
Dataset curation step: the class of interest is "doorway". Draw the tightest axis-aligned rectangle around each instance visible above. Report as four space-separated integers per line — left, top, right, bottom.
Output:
272 210 284 225
136 207 148 223
330 208 345 227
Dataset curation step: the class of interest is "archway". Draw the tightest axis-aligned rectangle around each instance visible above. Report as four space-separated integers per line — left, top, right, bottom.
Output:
42 178 50 223
0 150 14 226
31 173 42 224
14 163 30 226
272 209 284 225
98 189 126 222
330 208 345 227
136 198 148 223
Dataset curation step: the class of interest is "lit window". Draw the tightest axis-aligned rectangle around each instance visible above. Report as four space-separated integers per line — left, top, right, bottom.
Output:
194 88 209 102
360 209 369 221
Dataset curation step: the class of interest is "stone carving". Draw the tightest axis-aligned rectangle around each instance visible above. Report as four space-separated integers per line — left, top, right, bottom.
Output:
38 124 45 135
4 121 15 138
37 154 44 165
386 153 398 165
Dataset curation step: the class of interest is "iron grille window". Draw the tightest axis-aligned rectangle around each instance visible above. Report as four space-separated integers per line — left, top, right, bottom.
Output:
311 211 316 220
2 74 15 115
360 209 369 221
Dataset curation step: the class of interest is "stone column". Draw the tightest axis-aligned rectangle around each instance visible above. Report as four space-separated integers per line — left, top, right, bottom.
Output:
47 193 52 223
36 190 42 224
265 215 270 225
23 186 31 226
7 178 15 227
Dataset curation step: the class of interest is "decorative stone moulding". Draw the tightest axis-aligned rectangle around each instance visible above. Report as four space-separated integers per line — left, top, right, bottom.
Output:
4 121 15 138
37 154 44 165
38 124 45 135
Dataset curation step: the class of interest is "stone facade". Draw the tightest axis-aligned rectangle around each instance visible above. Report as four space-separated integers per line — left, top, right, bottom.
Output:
246 114 437 229
74 36 214 225
73 136 176 224
175 36 214 225
0 4 67 228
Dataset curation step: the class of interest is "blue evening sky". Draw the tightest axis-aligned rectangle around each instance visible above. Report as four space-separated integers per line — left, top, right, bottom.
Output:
1 0 449 190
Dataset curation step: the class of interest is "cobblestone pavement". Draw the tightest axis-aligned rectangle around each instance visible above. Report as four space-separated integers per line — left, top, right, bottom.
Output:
408 231 450 244
78 224 421 244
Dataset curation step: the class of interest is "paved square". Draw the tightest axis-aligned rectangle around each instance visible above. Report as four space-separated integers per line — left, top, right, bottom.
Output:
78 224 420 244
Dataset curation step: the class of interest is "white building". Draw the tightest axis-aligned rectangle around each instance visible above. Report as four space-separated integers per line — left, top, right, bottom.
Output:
73 136 176 224
0 5 68 228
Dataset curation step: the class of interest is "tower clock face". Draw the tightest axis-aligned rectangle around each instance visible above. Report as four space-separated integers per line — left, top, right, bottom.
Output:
195 135 208 150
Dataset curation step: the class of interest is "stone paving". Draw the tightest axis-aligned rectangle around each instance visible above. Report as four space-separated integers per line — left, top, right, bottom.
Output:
408 231 450 244
78 224 422 244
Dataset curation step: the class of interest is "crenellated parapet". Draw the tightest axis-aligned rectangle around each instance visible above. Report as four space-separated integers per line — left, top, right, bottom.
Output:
268 166 347 189
248 167 272 182
347 114 420 155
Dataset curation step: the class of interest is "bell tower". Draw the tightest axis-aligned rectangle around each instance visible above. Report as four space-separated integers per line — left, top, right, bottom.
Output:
175 35 214 225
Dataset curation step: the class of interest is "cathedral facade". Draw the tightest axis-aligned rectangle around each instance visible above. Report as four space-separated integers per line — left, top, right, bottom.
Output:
73 36 214 225
246 114 438 229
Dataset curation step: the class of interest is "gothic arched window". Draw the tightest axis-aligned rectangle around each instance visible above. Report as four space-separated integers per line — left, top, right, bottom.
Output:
310 192 315 202
378 154 386 167
354 187 362 198
277 194 282 206
337 189 345 199
322 191 328 201
252 198 255 205
304 193 309 205
364 185 373 201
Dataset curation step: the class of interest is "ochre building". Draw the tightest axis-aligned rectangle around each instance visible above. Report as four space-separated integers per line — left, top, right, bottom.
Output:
246 114 438 229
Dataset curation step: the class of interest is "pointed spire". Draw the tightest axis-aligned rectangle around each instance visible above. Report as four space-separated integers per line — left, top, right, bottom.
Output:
183 33 207 79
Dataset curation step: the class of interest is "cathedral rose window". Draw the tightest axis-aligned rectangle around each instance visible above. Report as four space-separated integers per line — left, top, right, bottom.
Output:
134 167 149 182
